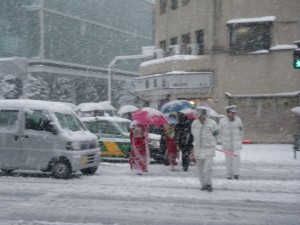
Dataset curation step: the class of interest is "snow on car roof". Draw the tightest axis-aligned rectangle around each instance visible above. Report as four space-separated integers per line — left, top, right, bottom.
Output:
0 99 75 114
80 116 131 123
77 101 116 112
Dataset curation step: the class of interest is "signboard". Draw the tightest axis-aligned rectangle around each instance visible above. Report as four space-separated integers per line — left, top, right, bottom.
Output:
135 72 212 92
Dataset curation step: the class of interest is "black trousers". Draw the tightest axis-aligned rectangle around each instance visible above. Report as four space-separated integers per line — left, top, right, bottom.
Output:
180 145 192 170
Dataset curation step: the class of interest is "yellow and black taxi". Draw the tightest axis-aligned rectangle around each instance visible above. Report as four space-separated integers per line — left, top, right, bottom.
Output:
80 116 163 162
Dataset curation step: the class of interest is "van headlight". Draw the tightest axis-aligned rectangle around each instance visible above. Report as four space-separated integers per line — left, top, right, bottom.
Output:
66 141 81 151
66 141 99 151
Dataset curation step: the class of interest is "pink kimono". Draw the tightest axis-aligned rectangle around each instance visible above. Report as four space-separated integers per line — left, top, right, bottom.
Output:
164 124 178 167
129 123 149 174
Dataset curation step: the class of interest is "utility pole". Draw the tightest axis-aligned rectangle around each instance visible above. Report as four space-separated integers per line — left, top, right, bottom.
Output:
107 52 153 103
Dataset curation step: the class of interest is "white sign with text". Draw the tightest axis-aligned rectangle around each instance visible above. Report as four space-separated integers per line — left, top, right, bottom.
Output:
135 72 212 91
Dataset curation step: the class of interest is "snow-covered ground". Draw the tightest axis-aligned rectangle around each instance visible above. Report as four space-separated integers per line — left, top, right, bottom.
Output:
0 144 299 225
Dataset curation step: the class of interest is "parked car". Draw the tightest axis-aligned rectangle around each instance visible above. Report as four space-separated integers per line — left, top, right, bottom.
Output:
0 99 100 179
77 101 116 117
80 116 164 163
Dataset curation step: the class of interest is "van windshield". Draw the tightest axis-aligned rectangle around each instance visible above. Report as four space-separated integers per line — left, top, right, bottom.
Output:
0 110 18 129
85 121 120 135
55 112 86 131
116 121 130 134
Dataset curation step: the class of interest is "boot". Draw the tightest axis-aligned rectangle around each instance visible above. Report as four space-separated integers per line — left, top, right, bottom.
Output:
206 185 213 192
200 185 207 191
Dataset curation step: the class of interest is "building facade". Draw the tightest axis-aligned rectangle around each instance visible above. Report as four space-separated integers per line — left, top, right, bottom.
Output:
137 0 300 143
0 0 154 106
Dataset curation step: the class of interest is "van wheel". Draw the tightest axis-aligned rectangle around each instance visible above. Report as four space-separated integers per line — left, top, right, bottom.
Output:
81 167 98 175
52 160 71 179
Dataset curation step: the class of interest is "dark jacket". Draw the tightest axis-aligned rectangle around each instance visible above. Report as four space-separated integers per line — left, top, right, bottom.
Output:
175 114 193 148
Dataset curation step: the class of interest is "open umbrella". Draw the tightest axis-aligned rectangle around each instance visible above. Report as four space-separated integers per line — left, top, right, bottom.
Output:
161 100 193 114
167 116 178 124
117 105 138 115
98 101 116 111
131 107 167 126
180 108 197 119
196 106 219 117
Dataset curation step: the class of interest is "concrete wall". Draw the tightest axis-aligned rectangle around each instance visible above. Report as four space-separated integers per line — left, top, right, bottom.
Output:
138 0 300 143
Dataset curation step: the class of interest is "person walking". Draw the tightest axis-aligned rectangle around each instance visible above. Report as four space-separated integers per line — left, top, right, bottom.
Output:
218 105 244 180
129 121 149 175
190 107 218 192
163 115 178 171
175 112 193 171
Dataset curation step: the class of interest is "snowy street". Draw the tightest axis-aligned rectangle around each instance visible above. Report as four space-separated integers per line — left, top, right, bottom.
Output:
0 144 300 225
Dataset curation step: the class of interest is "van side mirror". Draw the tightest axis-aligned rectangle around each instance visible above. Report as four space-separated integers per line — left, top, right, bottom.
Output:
47 122 58 135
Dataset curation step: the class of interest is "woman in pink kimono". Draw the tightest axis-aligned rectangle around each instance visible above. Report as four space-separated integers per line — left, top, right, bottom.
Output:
163 115 179 171
129 121 149 175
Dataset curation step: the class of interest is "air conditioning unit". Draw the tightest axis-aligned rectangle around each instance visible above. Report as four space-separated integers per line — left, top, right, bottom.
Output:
154 49 164 59
186 44 199 55
167 45 180 56
142 46 155 56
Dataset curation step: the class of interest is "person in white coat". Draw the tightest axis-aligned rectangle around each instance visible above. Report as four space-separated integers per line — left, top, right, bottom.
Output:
190 107 218 192
219 105 244 180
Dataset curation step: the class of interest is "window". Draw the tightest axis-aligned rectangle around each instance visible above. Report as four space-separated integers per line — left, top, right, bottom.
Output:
0 36 22 57
195 30 204 55
55 112 85 131
116 121 130 134
170 37 178 45
181 33 191 54
182 33 191 45
182 0 190 6
85 122 101 133
159 40 167 50
25 110 53 132
159 40 167 55
228 22 272 54
97 121 120 135
0 110 18 129
159 0 167 14
171 0 178 10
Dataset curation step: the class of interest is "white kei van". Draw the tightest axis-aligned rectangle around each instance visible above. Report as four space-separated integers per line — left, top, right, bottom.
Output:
0 99 101 179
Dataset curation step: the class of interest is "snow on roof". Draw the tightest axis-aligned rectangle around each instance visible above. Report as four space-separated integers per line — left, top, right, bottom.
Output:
165 71 189 74
227 16 276 24
247 50 269 54
141 55 202 67
0 57 26 62
80 116 131 123
0 99 75 113
136 71 211 79
270 45 298 50
291 106 300 116
294 40 300 44
77 102 116 112
226 91 300 98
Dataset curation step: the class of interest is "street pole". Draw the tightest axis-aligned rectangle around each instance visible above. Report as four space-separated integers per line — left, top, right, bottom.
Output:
107 54 153 103
107 65 112 103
